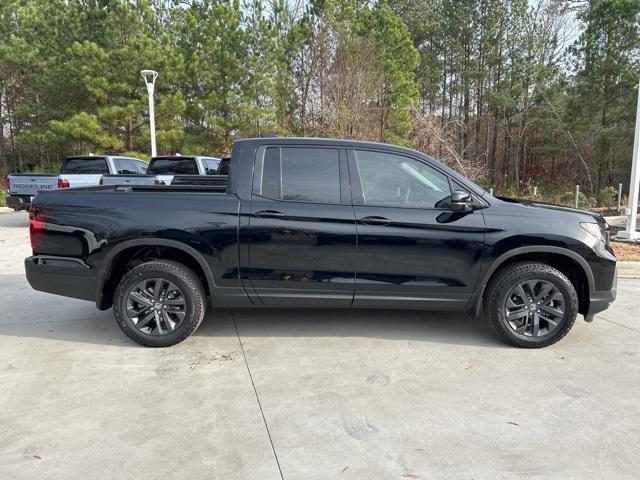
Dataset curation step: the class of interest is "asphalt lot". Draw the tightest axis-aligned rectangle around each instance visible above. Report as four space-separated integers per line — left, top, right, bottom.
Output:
1 210 639 479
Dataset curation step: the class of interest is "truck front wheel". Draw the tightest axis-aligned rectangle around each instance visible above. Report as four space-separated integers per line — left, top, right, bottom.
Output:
486 262 578 348
113 260 206 347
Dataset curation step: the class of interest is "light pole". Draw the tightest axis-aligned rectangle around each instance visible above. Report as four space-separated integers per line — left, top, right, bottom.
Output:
616 80 640 241
141 70 158 157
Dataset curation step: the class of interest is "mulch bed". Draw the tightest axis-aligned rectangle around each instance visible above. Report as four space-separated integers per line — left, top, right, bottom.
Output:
611 241 640 261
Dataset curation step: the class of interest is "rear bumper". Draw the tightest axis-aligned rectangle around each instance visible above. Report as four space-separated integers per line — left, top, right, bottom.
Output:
25 256 97 302
7 195 31 210
585 267 617 321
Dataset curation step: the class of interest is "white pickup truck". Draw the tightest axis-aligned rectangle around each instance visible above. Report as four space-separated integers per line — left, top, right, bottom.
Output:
6 155 148 210
100 155 222 187
149 156 222 185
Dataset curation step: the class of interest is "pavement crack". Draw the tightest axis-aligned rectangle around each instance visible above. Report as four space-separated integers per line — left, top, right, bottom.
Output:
596 315 640 334
232 310 285 480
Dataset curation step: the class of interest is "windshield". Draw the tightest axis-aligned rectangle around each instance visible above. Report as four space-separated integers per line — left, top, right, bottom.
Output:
61 157 109 174
147 158 198 175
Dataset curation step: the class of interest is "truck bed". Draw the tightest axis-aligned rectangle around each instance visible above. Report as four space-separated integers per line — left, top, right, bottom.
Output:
54 184 229 194
101 174 156 186
169 174 228 187
101 174 229 189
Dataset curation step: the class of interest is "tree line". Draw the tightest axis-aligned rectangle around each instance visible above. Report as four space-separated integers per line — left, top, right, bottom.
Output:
1 0 639 199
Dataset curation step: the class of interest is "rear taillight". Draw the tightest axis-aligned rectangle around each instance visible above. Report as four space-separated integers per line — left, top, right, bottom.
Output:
154 179 165 186
29 206 47 251
58 178 70 189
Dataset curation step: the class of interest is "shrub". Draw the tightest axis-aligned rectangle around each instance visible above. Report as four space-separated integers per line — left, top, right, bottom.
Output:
559 190 596 209
597 186 618 208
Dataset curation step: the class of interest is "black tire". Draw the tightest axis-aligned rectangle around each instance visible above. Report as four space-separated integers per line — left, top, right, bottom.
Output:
113 260 206 347
485 262 578 348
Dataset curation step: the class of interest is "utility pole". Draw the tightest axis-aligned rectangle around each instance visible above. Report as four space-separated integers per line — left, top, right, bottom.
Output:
616 81 640 241
141 70 158 157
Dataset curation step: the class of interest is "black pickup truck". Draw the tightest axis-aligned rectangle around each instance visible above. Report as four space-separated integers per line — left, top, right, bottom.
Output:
25 137 617 348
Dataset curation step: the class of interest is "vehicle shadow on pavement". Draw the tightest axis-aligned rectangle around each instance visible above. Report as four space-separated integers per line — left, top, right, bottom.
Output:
199 307 507 349
0 302 504 349
0 211 28 228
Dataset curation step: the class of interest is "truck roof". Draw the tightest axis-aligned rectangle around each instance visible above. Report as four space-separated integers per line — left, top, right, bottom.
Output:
235 136 415 149
151 155 220 161
232 137 487 197
66 155 147 162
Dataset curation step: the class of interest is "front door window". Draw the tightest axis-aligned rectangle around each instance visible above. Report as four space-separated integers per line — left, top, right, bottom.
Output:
353 150 451 209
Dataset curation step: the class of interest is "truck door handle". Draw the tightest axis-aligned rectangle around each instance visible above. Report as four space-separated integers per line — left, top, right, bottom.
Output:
359 216 391 226
255 210 286 218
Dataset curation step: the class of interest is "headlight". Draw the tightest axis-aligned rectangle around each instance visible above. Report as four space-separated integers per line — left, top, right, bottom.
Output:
580 222 606 243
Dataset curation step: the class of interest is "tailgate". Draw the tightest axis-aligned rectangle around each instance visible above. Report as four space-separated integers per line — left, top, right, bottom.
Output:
59 174 103 188
8 175 58 196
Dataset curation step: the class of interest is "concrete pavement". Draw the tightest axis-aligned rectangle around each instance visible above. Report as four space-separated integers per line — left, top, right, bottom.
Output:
1 211 639 479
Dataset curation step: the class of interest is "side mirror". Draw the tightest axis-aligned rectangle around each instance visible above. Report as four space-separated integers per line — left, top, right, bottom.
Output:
450 190 472 212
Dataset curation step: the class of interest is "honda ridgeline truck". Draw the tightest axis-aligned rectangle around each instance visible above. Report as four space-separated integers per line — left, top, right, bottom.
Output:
7 155 148 210
24 138 617 348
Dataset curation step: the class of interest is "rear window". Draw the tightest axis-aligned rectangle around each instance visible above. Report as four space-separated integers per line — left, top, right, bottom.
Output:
218 157 230 175
254 146 341 203
147 158 198 175
61 157 109 174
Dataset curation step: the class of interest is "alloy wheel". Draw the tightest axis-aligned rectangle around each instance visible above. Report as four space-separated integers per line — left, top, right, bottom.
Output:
504 279 565 337
125 277 187 335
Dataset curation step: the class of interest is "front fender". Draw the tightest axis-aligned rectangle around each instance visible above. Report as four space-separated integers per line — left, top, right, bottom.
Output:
467 245 595 318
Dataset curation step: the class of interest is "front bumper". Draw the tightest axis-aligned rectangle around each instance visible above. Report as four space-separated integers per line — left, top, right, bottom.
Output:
7 195 32 210
25 256 97 302
585 266 617 321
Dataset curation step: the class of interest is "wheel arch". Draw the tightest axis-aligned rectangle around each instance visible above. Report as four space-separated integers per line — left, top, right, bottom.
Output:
96 239 215 310
469 246 595 318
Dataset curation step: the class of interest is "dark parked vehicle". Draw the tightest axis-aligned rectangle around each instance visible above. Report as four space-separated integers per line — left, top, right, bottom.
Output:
25 138 617 348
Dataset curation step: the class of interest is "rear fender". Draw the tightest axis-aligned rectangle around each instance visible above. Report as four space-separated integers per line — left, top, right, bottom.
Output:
96 238 216 310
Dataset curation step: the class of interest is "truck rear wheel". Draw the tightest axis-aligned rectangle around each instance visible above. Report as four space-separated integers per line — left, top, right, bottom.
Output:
113 260 206 347
486 262 578 348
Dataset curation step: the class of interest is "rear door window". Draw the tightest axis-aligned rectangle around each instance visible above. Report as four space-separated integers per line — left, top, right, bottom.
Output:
114 158 135 174
147 158 198 174
203 159 220 175
61 157 109 174
254 147 341 203
133 160 148 174
218 157 230 175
